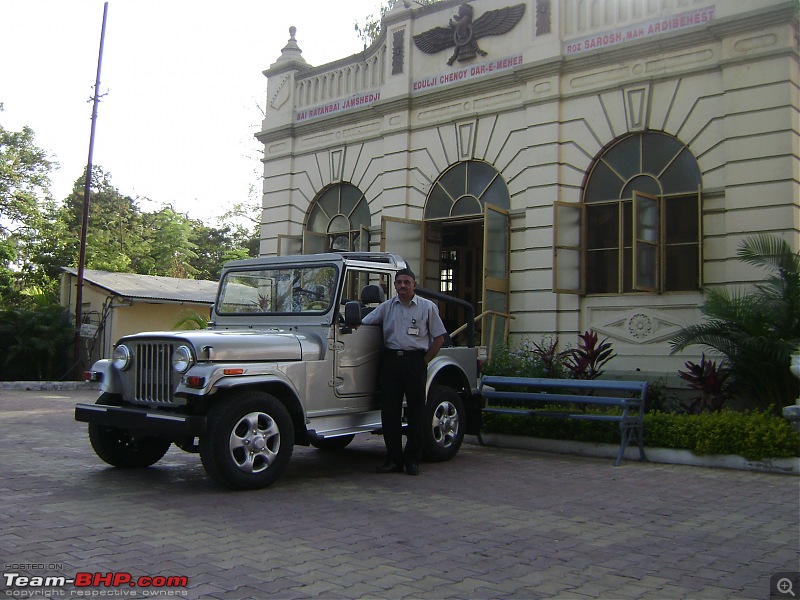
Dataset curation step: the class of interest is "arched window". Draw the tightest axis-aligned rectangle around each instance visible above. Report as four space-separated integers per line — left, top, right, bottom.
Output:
580 131 702 294
425 160 510 220
305 183 370 252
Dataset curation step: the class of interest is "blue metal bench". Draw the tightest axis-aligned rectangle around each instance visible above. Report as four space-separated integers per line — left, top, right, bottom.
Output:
478 376 649 466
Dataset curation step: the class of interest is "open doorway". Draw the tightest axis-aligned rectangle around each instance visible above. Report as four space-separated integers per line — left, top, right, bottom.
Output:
425 220 483 343
382 161 511 350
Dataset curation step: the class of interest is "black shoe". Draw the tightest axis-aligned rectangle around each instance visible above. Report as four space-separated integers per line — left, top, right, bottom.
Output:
405 463 420 476
376 461 404 474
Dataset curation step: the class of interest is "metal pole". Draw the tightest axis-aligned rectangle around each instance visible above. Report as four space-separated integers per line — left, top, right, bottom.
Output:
74 2 108 377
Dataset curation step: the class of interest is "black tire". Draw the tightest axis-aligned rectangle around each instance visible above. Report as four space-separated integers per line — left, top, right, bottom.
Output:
199 390 294 490
87 394 172 468
308 433 355 451
422 385 465 462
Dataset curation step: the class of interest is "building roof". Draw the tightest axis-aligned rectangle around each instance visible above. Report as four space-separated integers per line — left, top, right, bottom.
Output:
63 268 218 304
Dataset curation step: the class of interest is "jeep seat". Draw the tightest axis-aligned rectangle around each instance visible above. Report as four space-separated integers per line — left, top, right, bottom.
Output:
360 284 385 317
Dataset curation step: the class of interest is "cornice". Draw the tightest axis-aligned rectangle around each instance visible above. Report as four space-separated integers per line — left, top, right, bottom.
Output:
262 61 312 78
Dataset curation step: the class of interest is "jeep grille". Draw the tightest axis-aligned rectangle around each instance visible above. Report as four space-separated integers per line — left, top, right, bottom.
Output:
133 342 176 404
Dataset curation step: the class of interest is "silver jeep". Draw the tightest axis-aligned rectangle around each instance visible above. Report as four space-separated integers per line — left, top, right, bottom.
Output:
76 252 482 490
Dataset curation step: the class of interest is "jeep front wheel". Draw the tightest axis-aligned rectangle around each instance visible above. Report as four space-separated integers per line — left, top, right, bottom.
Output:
88 394 172 468
422 385 465 462
200 391 294 490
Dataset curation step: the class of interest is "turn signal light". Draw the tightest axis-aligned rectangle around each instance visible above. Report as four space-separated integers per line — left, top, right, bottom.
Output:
84 371 103 383
223 368 245 375
184 376 206 389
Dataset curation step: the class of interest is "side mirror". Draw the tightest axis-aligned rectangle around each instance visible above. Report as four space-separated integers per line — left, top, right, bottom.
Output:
343 301 362 330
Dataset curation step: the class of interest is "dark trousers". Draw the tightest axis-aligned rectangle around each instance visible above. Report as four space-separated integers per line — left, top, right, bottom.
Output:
380 351 426 465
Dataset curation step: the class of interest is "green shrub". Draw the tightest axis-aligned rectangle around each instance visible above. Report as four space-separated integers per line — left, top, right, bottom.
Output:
0 305 74 381
483 408 620 445
645 411 800 460
482 343 558 379
483 332 616 381
482 410 800 461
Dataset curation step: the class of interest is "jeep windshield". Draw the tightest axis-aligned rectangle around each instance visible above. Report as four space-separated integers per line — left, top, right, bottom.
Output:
216 264 338 315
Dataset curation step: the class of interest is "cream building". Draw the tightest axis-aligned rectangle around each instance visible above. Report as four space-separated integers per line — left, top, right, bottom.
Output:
256 0 799 376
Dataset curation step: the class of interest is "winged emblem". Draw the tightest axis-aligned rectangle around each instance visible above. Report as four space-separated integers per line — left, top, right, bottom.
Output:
413 3 526 66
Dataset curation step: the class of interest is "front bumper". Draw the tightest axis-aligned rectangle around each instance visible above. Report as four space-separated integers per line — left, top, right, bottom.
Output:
75 403 207 438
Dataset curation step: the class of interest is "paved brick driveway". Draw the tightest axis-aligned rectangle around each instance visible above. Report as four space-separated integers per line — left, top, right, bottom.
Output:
1 388 797 599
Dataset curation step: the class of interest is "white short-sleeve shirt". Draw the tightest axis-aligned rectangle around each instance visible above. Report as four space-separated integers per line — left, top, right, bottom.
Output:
361 294 447 351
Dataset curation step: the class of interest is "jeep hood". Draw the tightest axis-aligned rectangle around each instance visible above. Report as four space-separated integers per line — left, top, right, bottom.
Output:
119 329 311 362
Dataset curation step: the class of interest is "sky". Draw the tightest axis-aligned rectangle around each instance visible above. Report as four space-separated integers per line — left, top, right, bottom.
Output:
0 0 384 222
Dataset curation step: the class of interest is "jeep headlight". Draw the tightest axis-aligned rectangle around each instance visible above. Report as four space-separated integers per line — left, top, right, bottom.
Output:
111 345 131 371
172 345 194 373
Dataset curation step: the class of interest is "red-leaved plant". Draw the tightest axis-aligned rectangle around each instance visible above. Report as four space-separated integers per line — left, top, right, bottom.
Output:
529 336 567 378
562 330 616 380
677 354 731 413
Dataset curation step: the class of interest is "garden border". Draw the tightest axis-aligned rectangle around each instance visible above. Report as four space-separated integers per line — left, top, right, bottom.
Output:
466 434 799 476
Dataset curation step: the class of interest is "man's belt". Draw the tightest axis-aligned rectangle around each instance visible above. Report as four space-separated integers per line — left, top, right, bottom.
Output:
385 349 425 356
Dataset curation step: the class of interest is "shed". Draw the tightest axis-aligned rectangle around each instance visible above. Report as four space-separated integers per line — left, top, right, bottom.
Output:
60 268 218 364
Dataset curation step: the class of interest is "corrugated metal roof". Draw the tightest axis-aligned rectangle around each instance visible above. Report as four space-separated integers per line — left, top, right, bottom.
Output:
63 268 218 304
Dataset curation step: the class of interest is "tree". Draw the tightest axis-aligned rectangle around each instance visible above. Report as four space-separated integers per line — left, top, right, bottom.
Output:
217 200 260 258
0 112 55 305
141 206 199 278
188 200 260 280
670 233 800 410
42 166 258 282
0 119 53 231
190 221 251 281
26 198 76 287
355 0 439 48
55 167 145 273
3 125 258 308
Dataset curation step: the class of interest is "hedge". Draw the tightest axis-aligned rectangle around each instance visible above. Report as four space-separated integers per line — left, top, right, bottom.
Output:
481 409 800 461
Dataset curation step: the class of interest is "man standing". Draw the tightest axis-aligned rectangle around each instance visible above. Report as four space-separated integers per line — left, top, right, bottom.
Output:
361 268 447 475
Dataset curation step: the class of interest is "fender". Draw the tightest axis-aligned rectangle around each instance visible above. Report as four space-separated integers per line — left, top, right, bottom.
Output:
178 362 305 402
86 359 124 395
425 351 475 395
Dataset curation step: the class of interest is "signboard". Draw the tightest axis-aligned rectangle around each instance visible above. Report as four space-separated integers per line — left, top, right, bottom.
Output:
412 54 523 94
295 91 382 123
80 324 98 338
564 6 715 56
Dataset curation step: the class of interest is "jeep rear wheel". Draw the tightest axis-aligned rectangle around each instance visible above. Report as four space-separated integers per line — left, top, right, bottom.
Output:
422 385 464 462
200 390 294 490
88 394 172 468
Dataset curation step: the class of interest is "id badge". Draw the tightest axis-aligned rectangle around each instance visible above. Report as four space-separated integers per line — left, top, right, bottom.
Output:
407 327 420 336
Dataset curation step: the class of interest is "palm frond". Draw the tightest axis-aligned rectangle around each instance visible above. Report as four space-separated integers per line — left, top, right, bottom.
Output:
671 233 800 408
737 233 800 275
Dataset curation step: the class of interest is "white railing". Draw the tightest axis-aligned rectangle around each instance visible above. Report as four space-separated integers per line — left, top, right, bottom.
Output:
295 44 387 109
562 0 708 36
